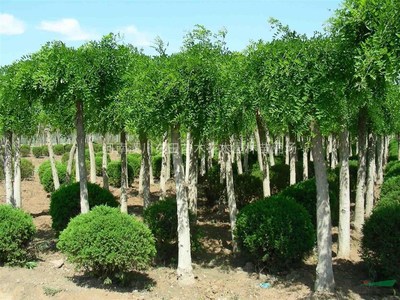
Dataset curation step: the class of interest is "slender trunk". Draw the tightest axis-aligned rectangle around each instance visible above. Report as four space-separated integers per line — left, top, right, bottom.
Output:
140 134 151 209
255 129 264 172
66 141 76 184
250 135 255 152
235 136 243 175
120 131 128 213
289 130 296 185
188 137 198 216
326 135 331 167
219 144 226 184
338 130 351 259
45 128 60 190
4 131 14 205
303 142 309 181
267 132 275 166
185 132 191 183
160 131 168 199
139 160 144 194
166 140 171 181
365 133 376 218
102 135 109 190
88 134 96 183
207 141 214 171
76 100 89 214
256 113 271 197
224 144 238 252
383 135 390 167
171 125 194 284
311 121 335 292
13 135 21 208
230 136 235 163
375 135 384 186
243 136 249 173
148 141 154 184
354 112 367 232
285 134 290 165
331 135 338 169
200 150 206 177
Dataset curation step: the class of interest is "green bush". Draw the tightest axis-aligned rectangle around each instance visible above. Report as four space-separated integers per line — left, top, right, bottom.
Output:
235 174 263 209
53 144 65 156
361 202 400 282
61 152 69 164
64 144 73 152
380 176 400 199
127 153 141 177
41 146 49 157
388 139 399 162
38 161 67 193
376 190 400 208
57 206 156 279
32 146 42 158
152 155 162 178
50 182 118 233
94 152 111 176
385 161 400 179
0 205 36 265
235 195 315 270
107 160 134 188
20 145 31 157
20 158 34 180
143 198 200 258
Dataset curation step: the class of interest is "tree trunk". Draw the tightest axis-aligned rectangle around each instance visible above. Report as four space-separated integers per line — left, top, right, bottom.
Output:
45 128 60 191
120 131 128 213
289 130 296 185
243 136 249 173
102 135 109 190
207 141 214 171
354 112 367 232
365 133 376 218
255 129 264 172
160 131 168 199
311 121 335 292
166 134 171 180
75 149 80 182
326 135 331 167
267 131 275 166
383 135 390 167
224 143 238 252
4 131 14 205
375 135 384 186
148 141 154 185
171 125 194 284
139 160 144 194
200 150 206 177
13 135 21 208
88 134 96 183
285 134 290 165
331 135 338 169
235 136 243 175
303 143 309 181
337 130 351 259
219 144 226 184
140 134 151 209
185 132 191 183
256 113 271 197
188 138 198 216
66 141 76 184
76 100 89 214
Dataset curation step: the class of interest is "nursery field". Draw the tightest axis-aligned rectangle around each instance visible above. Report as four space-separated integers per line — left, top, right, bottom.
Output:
0 155 397 300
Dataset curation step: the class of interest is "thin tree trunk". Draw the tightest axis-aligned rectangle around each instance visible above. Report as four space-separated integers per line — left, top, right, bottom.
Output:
383 135 390 167
200 149 206 177
267 131 275 166
354 112 367 232
88 134 96 183
160 131 168 199
45 128 60 190
285 134 290 165
188 137 198 216
311 121 335 292
148 140 154 184
185 132 191 183
102 135 109 190
207 141 214 171
140 134 151 209
219 144 226 184
338 130 351 259
255 129 264 172
289 130 296 185
303 142 309 181
250 135 255 152
4 131 14 205
256 113 271 197
76 100 89 213
66 141 76 184
75 149 80 182
171 125 194 284
326 135 332 167
331 135 338 169
365 133 376 218
235 136 243 175
120 131 128 213
13 135 21 208
375 135 384 186
243 136 249 173
139 160 144 194
166 132 171 180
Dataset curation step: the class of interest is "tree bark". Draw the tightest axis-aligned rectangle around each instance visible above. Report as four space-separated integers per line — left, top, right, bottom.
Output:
219 144 226 184
102 135 109 190
185 132 191 183
120 131 128 213
267 131 275 166
4 131 14 206
160 131 168 199
285 134 290 165
311 121 335 292
303 143 309 181
331 135 338 169
255 128 264 172
171 125 194 284
66 140 76 184
148 140 154 184
88 134 96 183
235 136 243 175
243 136 249 173
200 150 206 177
365 133 376 218
256 113 271 197
75 149 80 182
207 141 214 171
188 137 198 216
337 130 351 259
289 130 297 185
76 100 89 214
140 133 151 209
45 128 60 191
375 135 384 186
354 111 367 232
13 135 21 208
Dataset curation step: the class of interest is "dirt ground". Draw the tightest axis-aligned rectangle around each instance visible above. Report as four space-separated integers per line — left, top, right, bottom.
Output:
0 155 398 300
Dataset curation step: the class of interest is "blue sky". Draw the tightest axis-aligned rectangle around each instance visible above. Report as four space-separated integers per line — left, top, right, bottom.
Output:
1 0 342 66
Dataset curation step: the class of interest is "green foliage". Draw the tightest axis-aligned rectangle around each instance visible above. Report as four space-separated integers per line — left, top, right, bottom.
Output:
41 146 49 157
20 145 31 157
57 206 156 279
32 146 42 158
388 138 399 162
38 160 67 193
0 205 36 265
380 176 400 199
64 144 73 152
127 153 141 177
20 158 34 180
107 160 134 188
53 144 65 156
151 155 162 178
361 203 400 282
95 156 103 176
61 152 69 164
235 195 315 270
235 174 263 209
203 164 225 206
50 182 118 233
385 161 400 179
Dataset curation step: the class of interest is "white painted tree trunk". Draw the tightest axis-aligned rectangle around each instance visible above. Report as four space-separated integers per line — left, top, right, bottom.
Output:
331 135 338 169
76 100 89 214
250 135 255 152
66 141 76 184
267 131 275 166
255 129 264 172
338 130 350 259
243 136 249 173
45 128 60 191
188 137 198 216
88 134 96 183
303 146 309 181
139 160 144 195
140 134 151 209
354 113 367 232
383 135 390 167
285 134 290 165
171 125 194 284
185 132 191 183
235 137 243 175
375 135 384 186
120 131 128 213
166 134 171 180
289 131 296 185
326 135 332 167
200 150 206 177
219 144 226 184
160 131 168 199
148 141 154 185
207 141 214 172
311 122 335 292
4 132 14 205
13 135 21 208
256 113 271 197
225 145 238 252
75 149 80 182
102 135 109 190
365 133 376 218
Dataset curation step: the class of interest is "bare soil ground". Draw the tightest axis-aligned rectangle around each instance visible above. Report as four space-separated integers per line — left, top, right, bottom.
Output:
0 155 398 300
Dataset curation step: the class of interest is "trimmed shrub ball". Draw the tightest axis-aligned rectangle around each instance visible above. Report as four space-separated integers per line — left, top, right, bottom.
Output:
0 205 36 265
50 182 118 233
380 176 400 199
57 206 156 280
53 144 65 156
20 158 34 180
38 160 67 193
107 160 134 188
234 174 263 209
235 195 315 271
20 145 31 157
32 146 42 158
127 153 141 177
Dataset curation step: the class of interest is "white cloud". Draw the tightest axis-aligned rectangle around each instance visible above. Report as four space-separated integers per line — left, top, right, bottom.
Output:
37 18 97 41
118 25 152 47
0 13 25 35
